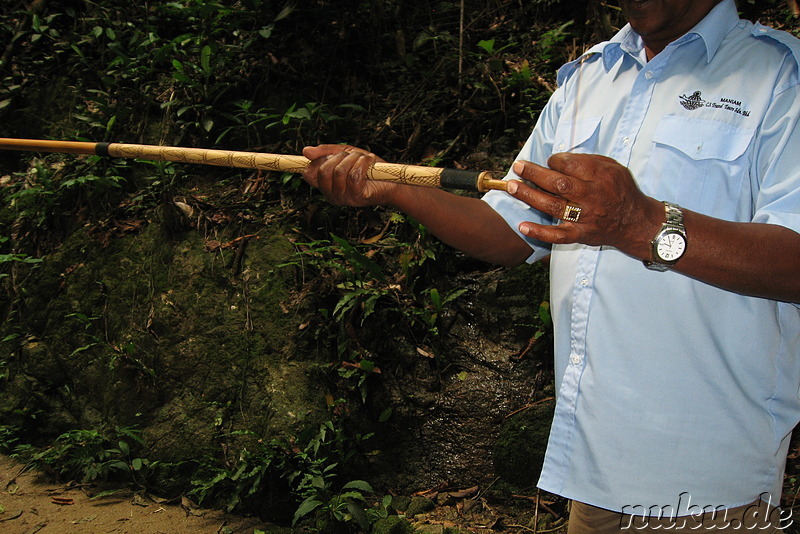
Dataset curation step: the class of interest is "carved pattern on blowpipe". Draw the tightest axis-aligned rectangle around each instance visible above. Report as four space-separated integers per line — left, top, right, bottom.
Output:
106 143 455 188
367 164 442 188
110 144 309 174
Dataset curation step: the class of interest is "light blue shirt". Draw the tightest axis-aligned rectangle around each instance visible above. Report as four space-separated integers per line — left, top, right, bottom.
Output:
483 0 800 516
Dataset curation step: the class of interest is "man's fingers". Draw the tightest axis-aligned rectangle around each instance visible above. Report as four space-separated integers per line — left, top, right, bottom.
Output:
307 149 380 204
300 144 393 207
351 153 377 184
310 150 345 191
513 159 583 199
508 178 577 223
300 151 328 188
518 220 575 244
547 151 617 176
512 159 547 182
302 144 352 160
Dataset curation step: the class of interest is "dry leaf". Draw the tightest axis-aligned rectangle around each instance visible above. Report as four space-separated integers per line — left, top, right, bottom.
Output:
416 346 435 358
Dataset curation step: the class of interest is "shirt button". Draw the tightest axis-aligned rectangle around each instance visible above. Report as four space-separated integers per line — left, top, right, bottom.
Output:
622 137 631 146
570 354 583 365
644 70 654 80
558 142 566 151
580 277 590 287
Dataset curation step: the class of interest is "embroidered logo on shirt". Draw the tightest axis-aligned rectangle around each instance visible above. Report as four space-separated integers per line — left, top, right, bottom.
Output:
679 91 705 110
679 91 750 117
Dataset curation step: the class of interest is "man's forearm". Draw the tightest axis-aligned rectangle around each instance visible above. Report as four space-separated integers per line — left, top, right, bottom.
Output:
669 211 800 303
604 198 800 303
386 186 533 268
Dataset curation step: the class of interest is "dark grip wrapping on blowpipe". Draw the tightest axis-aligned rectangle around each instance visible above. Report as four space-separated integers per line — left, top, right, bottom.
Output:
439 168 508 193
95 142 112 157
439 168 485 190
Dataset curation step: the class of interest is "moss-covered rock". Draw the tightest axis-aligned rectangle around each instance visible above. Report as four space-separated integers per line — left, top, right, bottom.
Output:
372 515 415 534
405 495 436 517
492 398 555 489
0 213 329 460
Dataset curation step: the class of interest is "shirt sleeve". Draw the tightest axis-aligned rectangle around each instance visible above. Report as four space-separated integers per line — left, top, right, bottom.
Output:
752 44 800 235
481 87 567 263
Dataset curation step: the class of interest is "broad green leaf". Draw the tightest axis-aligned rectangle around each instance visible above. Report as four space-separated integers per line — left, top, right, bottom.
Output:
292 498 322 525
342 480 373 493
201 45 212 74
477 39 495 54
378 407 393 423
346 502 370 530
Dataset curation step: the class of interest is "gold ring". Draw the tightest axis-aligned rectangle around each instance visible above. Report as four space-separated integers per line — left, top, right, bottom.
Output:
562 204 582 222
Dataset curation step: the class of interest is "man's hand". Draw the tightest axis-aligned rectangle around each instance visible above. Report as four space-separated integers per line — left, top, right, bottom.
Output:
508 152 662 260
302 144 397 207
509 152 800 302
301 144 533 267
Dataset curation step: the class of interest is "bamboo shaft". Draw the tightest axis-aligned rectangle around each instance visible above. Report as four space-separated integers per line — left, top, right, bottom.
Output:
0 138 98 155
0 138 508 193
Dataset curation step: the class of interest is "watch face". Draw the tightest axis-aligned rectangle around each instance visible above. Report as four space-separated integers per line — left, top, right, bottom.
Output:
655 231 686 262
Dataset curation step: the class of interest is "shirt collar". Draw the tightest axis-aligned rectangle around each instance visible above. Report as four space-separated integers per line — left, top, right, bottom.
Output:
593 0 740 70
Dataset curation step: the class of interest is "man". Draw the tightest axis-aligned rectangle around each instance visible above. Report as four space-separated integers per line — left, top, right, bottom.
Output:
302 0 800 531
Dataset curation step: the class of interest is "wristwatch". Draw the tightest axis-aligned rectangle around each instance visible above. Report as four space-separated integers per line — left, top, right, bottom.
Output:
643 201 687 271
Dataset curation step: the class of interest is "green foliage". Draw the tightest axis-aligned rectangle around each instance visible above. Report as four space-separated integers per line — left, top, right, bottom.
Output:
215 100 282 147
293 479 375 531
536 21 576 66
0 425 22 454
287 421 372 499
1 0 377 154
63 310 153 377
1 157 132 234
285 421 387 531
190 435 287 513
0 236 42 280
284 224 466 370
6 0 556 161
336 356 381 404
188 419 378 529
281 233 393 335
22 426 148 484
531 300 553 345
412 287 468 337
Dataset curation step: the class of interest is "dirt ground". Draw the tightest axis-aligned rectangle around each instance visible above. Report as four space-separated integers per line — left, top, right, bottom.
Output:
0 453 561 534
0 455 275 534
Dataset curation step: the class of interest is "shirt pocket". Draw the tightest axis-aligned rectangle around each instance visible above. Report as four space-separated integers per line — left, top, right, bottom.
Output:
552 116 603 155
645 115 754 217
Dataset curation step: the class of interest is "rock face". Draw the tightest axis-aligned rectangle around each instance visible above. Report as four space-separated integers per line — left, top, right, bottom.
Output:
0 197 555 495
361 265 555 492
2 219 313 456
